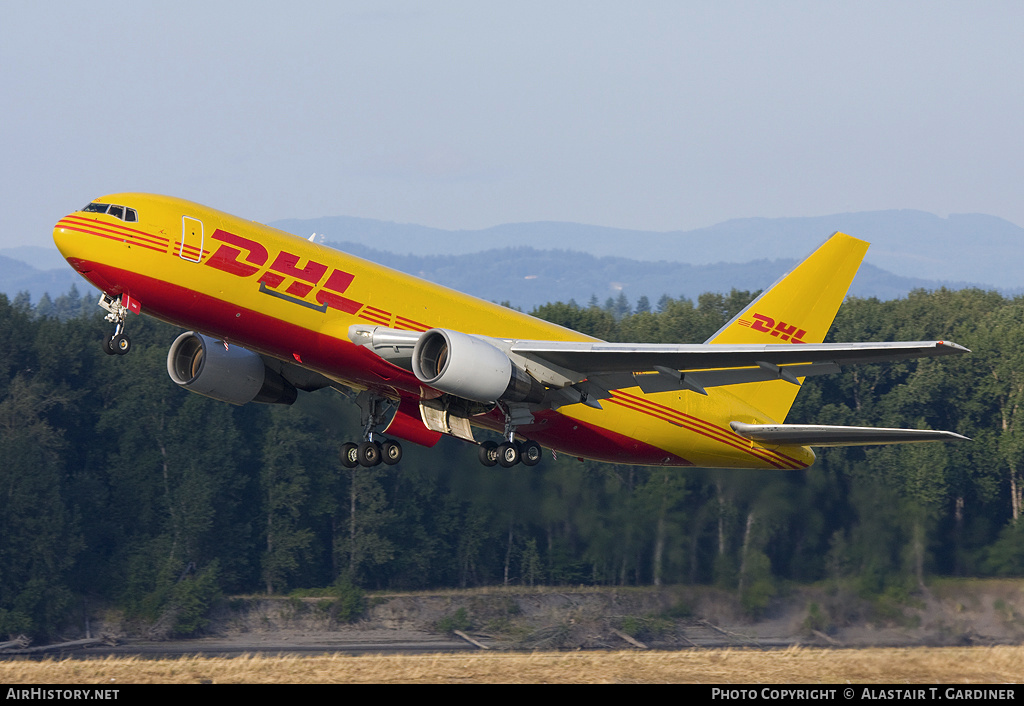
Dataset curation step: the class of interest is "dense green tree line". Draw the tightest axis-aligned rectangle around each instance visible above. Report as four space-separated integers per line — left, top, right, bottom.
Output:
1 285 1022 638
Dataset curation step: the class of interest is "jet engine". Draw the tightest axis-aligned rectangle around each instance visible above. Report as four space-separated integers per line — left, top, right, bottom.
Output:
411 328 544 404
167 331 297 405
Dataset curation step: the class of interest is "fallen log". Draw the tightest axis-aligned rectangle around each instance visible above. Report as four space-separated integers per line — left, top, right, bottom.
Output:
610 628 649 649
12 636 114 654
0 635 30 651
453 630 490 650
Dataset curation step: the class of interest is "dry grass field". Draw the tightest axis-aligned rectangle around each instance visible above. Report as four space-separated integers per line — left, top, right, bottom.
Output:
2 646 1022 684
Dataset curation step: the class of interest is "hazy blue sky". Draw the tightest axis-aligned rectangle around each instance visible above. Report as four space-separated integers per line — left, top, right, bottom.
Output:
3 1 1023 249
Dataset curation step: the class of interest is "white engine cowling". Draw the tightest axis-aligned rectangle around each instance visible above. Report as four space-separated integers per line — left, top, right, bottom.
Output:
166 332 297 405
411 328 544 404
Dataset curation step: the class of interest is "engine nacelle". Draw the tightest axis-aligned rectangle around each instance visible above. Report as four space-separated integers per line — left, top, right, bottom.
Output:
412 328 544 404
166 332 297 405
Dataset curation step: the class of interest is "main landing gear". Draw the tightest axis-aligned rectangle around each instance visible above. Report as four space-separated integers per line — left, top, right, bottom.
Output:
99 294 131 356
339 392 403 468
477 406 543 468
478 438 542 468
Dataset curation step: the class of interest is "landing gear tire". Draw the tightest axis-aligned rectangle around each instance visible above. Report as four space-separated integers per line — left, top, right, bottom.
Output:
381 440 403 465
358 440 382 467
103 337 119 356
111 333 131 355
498 441 520 468
340 442 359 468
520 440 542 466
479 440 498 467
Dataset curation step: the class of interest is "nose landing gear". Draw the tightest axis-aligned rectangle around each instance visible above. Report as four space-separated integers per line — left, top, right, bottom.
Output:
98 294 132 356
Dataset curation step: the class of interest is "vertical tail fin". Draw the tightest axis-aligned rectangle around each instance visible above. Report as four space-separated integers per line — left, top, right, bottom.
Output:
708 232 868 422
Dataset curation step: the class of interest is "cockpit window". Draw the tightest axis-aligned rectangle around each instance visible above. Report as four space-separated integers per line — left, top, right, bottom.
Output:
81 202 139 222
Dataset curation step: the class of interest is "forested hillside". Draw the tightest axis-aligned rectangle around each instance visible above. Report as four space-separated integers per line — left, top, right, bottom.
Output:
1 286 1022 639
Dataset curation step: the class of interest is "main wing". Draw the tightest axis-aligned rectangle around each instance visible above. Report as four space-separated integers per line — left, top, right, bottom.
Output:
350 323 967 401
350 325 971 446
508 338 968 398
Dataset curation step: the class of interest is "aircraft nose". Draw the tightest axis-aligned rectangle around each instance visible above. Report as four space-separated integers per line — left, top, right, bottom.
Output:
53 211 90 271
53 214 75 259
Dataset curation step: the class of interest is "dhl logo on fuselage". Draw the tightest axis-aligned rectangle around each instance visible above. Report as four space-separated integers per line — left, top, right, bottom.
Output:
204 229 360 314
202 229 429 332
737 313 807 343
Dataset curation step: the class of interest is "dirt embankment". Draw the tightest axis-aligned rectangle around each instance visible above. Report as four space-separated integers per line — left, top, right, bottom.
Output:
9 579 1024 656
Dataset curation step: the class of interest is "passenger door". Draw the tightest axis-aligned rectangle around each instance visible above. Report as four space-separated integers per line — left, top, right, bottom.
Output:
180 216 204 262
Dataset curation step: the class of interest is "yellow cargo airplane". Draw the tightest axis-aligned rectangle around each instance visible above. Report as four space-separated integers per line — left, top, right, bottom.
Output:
53 194 968 470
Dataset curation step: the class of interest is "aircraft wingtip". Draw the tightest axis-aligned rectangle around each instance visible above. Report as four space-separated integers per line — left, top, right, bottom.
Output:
937 341 971 354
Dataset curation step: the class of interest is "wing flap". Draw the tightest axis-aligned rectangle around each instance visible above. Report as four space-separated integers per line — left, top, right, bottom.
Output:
730 422 970 447
632 361 843 394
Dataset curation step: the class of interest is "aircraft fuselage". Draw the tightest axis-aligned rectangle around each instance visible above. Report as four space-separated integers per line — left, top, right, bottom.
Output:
53 193 818 469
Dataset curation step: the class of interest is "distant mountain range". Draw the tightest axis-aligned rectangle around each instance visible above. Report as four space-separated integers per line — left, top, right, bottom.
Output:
274 210 1024 291
315 243 964 311
3 210 1015 312
0 247 81 304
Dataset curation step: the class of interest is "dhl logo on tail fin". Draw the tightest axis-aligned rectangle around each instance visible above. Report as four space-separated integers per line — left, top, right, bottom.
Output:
736 313 807 343
707 232 869 422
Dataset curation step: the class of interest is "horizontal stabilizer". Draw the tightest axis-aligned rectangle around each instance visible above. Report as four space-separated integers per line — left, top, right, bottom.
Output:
730 422 970 447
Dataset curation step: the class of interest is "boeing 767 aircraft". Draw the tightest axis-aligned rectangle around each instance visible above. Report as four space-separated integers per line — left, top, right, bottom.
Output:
53 194 968 470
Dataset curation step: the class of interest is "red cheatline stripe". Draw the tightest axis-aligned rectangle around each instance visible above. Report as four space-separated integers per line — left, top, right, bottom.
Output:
59 217 169 251
174 241 209 259
67 224 167 254
359 306 391 325
766 448 806 467
56 222 167 254
606 395 788 470
613 391 807 468
621 390 805 469
358 311 391 325
608 396 793 470
61 216 169 249
614 389 735 441
395 316 429 331
609 390 804 469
